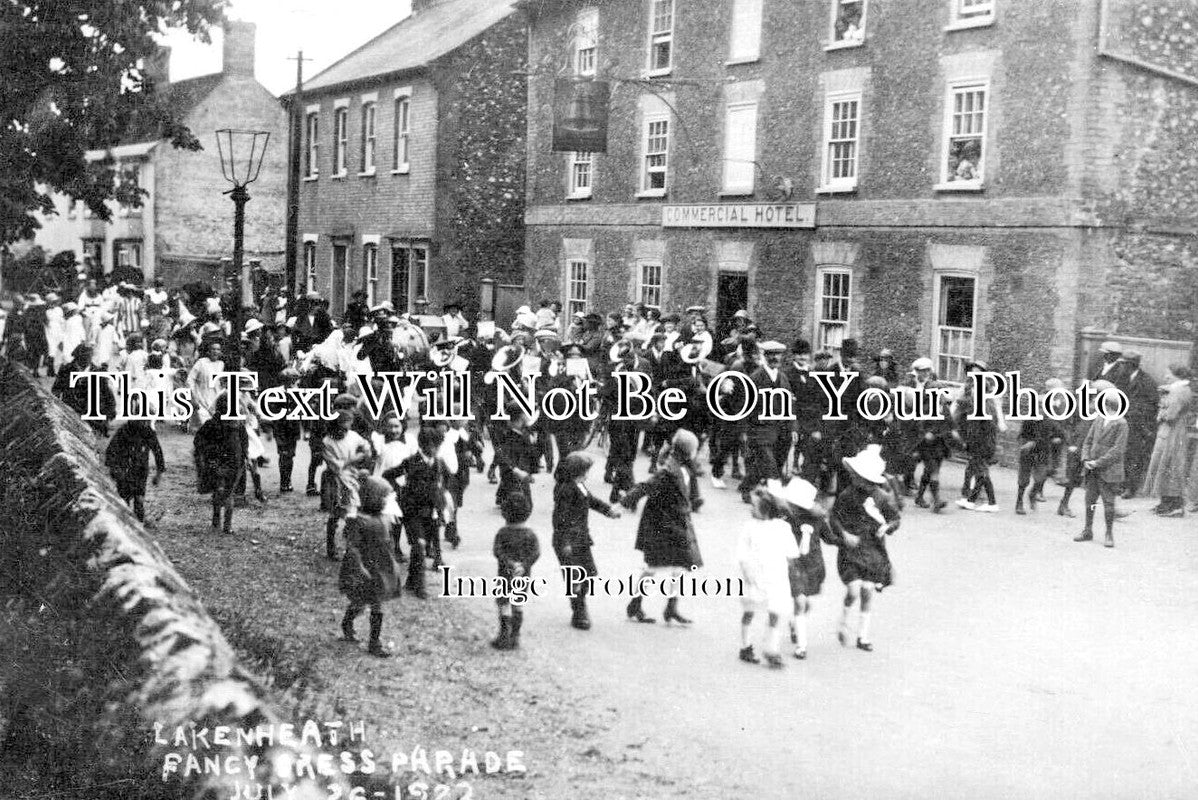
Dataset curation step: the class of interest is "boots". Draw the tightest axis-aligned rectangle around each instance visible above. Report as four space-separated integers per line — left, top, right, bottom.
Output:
326 518 340 560
341 607 360 641
279 454 294 493
929 480 946 513
367 610 391 657
570 595 591 630
663 597 691 625
914 474 929 508
509 607 524 648
491 614 513 650
626 596 655 624
1104 529 1115 548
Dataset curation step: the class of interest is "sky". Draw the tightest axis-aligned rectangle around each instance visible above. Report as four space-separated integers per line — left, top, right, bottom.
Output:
162 0 413 96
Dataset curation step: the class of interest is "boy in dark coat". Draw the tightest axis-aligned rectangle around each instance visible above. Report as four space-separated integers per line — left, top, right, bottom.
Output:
553 452 621 630
105 417 165 522
1015 414 1064 514
274 368 303 493
339 476 402 657
194 393 248 535
492 492 540 650
492 404 539 509
1075 380 1128 548
385 425 449 599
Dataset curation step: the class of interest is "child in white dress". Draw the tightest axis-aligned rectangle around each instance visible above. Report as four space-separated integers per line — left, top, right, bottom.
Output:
736 487 800 669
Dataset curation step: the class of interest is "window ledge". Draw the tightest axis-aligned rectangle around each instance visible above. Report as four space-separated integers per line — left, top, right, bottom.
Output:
566 193 593 202
725 56 760 67
332 172 348 180
391 167 410 175
358 169 377 178
933 181 985 193
816 184 858 195
646 68 673 78
635 189 667 199
718 189 754 197
303 175 319 182
824 38 865 52
945 16 994 32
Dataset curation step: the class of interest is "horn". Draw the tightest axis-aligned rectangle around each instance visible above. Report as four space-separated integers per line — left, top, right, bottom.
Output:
490 344 524 373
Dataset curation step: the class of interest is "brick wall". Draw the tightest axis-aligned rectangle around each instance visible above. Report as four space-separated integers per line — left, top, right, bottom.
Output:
155 76 289 279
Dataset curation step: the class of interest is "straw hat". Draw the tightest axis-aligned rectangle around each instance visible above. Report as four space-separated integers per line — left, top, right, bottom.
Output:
912 357 934 371
243 318 264 335
766 478 818 511
842 444 887 485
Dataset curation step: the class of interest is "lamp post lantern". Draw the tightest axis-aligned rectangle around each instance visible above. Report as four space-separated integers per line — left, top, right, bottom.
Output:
215 128 270 367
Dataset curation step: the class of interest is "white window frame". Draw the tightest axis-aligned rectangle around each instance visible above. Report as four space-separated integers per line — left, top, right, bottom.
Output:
303 239 318 293
393 89 411 174
948 0 995 30
827 0 867 50
390 243 429 313
568 151 594 199
363 243 379 306
637 261 663 310
932 272 978 383
115 239 143 269
936 79 989 191
818 91 861 193
574 8 599 77
639 114 670 196
813 267 852 356
566 259 590 316
728 0 763 64
360 99 377 175
721 101 758 196
647 0 674 76
304 106 320 179
333 101 349 177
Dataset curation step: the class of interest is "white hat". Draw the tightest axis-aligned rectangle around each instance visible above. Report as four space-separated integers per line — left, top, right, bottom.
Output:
284 316 297 328
357 325 374 339
1098 340 1122 355
63 302 79 313
766 478 818 511
275 296 287 308
760 340 786 353
842 444 887 485
244 318 265 335
912 357 934 371
306 290 321 301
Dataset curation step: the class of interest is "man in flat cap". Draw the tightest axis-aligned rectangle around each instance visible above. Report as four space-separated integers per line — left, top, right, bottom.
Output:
1119 349 1158 498
1089 340 1128 390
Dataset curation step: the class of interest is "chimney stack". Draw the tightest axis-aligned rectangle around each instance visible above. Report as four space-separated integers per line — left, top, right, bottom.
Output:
222 20 256 77
143 47 171 89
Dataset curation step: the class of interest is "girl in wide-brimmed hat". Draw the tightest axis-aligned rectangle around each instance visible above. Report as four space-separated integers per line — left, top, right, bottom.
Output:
769 477 831 661
622 429 705 626
830 444 901 652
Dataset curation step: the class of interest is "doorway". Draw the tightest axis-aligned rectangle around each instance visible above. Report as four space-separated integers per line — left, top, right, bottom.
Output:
331 243 348 314
716 272 749 340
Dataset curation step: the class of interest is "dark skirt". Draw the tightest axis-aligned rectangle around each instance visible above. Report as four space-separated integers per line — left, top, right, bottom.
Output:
837 535 893 587
787 541 826 597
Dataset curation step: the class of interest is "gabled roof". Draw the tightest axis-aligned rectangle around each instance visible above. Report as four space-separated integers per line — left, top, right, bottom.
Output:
119 72 225 145
299 0 519 95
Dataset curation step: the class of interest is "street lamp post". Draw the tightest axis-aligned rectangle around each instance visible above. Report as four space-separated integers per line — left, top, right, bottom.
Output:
215 128 270 368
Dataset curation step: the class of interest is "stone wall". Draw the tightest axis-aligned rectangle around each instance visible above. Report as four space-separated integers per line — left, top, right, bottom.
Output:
0 360 344 800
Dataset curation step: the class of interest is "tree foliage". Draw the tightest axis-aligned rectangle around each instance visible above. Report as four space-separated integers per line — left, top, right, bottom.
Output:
0 0 229 244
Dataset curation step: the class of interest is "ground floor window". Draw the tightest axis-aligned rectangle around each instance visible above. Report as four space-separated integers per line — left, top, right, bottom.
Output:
934 273 976 382
391 243 429 313
566 260 589 316
638 262 662 309
304 241 318 294
114 239 142 270
815 267 852 355
363 244 378 306
82 238 105 274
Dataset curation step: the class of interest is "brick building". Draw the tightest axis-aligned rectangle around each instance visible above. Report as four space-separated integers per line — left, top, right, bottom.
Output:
290 0 526 317
522 0 1198 385
34 22 288 287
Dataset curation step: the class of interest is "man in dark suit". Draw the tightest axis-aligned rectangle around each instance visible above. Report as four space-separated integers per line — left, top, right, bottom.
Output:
1075 379 1128 548
1119 349 1158 498
737 340 798 502
1088 340 1129 390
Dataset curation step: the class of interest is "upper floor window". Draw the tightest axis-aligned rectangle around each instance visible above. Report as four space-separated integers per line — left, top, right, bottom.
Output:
648 0 674 75
722 102 758 195
116 164 141 216
819 92 861 192
333 106 348 176
393 93 411 173
940 81 988 188
304 111 320 178
640 117 670 195
569 151 594 199
728 0 763 63
574 8 598 76
360 101 377 174
829 0 866 47
951 0 994 27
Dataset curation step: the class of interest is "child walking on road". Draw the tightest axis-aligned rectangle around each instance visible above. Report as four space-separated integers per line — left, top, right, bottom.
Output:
736 486 800 669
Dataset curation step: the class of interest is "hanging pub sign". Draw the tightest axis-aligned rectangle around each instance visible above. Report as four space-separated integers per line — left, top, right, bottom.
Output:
552 77 610 153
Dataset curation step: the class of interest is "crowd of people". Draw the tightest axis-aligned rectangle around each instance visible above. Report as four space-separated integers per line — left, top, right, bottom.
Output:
3 272 1198 665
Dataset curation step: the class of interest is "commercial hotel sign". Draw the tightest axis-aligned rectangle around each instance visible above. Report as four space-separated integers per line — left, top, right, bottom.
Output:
661 202 816 229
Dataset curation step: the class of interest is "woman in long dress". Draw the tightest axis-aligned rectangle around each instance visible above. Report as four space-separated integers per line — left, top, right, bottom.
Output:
1143 364 1195 517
